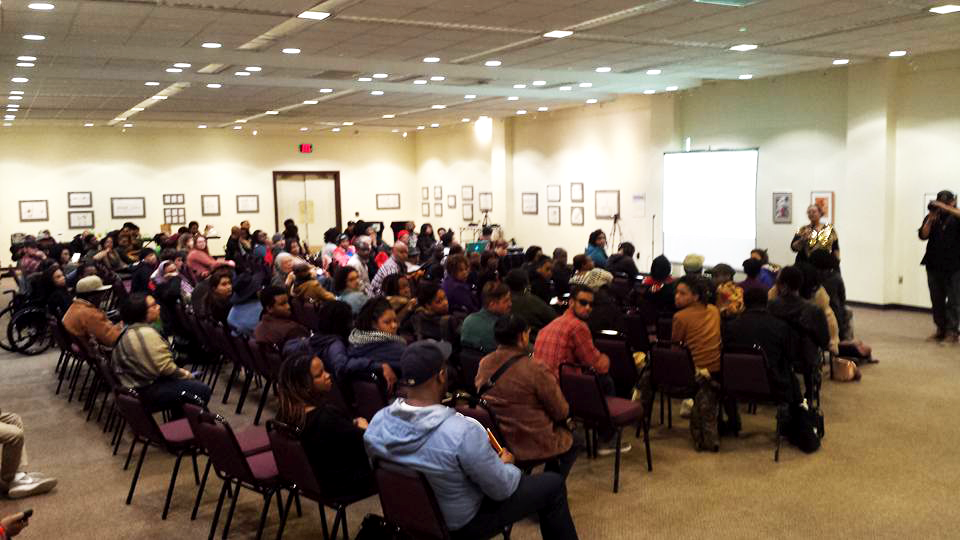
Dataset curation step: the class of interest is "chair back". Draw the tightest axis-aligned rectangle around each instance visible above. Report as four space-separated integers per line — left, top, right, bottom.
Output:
350 372 389 422
454 397 509 453
595 337 638 399
114 388 167 444
656 316 673 342
266 421 325 500
722 344 774 402
229 334 256 371
609 277 632 305
649 342 698 397
623 314 651 353
558 363 610 428
289 296 321 333
374 459 450 540
457 347 485 394
248 338 282 381
192 410 254 482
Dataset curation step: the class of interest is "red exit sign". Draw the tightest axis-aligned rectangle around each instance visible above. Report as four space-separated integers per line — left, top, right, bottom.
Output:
299 143 313 153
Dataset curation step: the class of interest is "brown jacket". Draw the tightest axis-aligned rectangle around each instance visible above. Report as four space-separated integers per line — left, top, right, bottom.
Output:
62 298 122 346
475 346 572 461
292 279 335 304
253 313 310 348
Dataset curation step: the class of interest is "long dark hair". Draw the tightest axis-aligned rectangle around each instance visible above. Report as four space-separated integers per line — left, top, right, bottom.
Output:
334 265 358 294
355 297 393 331
277 350 322 428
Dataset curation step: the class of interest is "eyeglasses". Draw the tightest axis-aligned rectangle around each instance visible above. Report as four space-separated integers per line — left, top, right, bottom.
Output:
576 299 593 307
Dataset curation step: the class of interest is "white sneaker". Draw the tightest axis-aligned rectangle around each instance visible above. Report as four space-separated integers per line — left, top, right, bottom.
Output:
679 399 694 419
596 441 632 457
6 471 57 499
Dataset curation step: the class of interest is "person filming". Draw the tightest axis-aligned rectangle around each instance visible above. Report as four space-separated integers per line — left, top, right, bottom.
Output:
919 190 960 343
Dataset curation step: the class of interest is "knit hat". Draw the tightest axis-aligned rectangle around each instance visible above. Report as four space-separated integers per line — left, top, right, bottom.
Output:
682 254 704 274
399 340 452 387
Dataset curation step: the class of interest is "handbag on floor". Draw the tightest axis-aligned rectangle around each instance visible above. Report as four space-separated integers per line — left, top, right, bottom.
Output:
832 356 861 382
786 403 823 453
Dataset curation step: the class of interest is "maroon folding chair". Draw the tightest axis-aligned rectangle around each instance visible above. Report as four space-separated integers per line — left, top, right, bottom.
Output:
248 338 283 425
656 316 673 343
373 459 451 540
348 371 390 422
595 336 639 400
623 314 652 354
559 363 649 493
456 346 485 395
721 344 786 462
227 334 258 415
649 341 699 428
455 394 541 479
113 388 202 520
268 420 376 540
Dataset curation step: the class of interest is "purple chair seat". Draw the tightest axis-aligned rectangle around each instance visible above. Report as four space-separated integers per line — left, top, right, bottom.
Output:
606 397 643 425
246 451 279 482
236 426 271 456
159 418 195 445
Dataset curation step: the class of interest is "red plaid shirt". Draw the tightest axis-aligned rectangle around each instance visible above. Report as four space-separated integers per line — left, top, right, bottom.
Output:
533 310 608 378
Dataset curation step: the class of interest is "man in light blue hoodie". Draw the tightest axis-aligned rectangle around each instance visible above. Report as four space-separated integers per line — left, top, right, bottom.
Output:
364 341 579 539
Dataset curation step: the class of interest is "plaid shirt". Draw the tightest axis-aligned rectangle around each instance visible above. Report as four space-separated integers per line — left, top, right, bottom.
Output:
533 309 608 378
371 256 405 296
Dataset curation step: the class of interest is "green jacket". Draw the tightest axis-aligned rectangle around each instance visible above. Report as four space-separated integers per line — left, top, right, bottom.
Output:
510 292 557 341
460 309 501 353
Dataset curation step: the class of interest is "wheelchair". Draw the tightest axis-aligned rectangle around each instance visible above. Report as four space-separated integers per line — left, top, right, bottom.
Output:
0 274 53 355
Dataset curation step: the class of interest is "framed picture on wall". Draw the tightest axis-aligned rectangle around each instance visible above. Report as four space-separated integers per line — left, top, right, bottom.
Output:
201 194 220 216
237 195 260 213
462 203 474 222
571 206 584 226
421 202 430 217
376 193 401 210
68 192 92 208
462 185 474 201
595 190 620 219
421 187 430 200
162 193 185 205
447 194 456 208
772 192 792 224
163 207 186 225
810 191 834 225
547 184 561 203
68 210 94 229
434 203 443 217
547 206 561 226
522 192 539 215
434 186 443 200
19 200 49 222
111 197 146 219
479 192 493 212
571 182 584 203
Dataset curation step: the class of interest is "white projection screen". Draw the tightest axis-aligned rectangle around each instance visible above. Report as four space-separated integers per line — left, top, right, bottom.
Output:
663 149 758 267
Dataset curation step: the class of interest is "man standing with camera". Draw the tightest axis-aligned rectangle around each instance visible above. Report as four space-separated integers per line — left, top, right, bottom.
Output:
919 190 960 343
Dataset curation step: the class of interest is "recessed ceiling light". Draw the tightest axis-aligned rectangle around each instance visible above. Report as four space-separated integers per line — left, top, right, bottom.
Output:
507 96 519 101
889 50 907 57
303 100 319 105
413 79 428 85
537 107 549 112
930 4 960 14
123 123 133 128
513 84 527 89
300 127 309 131
431 105 446 109
833 59 849 65
17 56 37 62
417 126 425 130
382 114 396 119
144 81 160 86
10 91 25 95
392 129 400 132
165 68 182 73
358 77 373 82
298 10 331 20
370 90 384 96
516 110 527 115
265 110 279 115
372 73 389 79
245 66 262 72
543 30 573 38
235 119 246 123
4 115 16 120
28 3 55 10
532 80 547 86
643 89 656 94
282 48 301 54
201 42 221 49
206 83 222 89
595 66 612 73
646 69 662 75
16 63 35 68
461 118 470 122
423 57 440 63
131 107 145 111
84 123 94 127
11 78 29 83
738 74 753 79
730 44 758 52
233 125 242 130
586 98 598 104
151 95 167 100
8 96 23 101
22 35 45 41
342 121 354 126
578 82 592 88
558 86 572 91
319 88 333 93
430 76 445 81
2 123 12 127
666 85 679 91
332 127 341 132
197 124 207 129
464 94 476 99
484 60 502 67
173 63 192 68
430 123 440 128
235 71 251 76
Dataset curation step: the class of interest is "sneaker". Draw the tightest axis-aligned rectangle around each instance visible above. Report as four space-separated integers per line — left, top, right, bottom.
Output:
596 441 632 457
679 399 694 419
6 472 57 499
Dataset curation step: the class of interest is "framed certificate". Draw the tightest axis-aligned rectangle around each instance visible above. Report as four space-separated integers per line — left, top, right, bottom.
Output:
479 192 493 212
68 210 95 229
68 192 92 208
548 206 561 226
237 195 260 213
111 197 146 219
376 193 401 210
547 184 561 202
201 194 220 216
521 192 538 215
462 185 474 201
571 182 584 203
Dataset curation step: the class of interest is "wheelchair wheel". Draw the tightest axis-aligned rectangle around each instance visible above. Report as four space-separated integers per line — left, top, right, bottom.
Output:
7 308 53 356
0 305 15 352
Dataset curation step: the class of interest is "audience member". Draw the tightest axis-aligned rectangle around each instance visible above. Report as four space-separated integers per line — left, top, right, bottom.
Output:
442 254 479 314
371 241 408 296
381 274 417 323
737 258 770 293
330 266 364 315
767 266 829 402
606 242 640 280
528 254 555 304
585 229 608 267
569 254 614 292
461 282 512 353
129 248 158 294
504 269 556 340
224 226 245 262
39 265 72 318
404 221 420 262
364 341 579 539
642 255 677 314
55 245 78 276
332 234 354 268
551 248 572 298
0 412 58 500
346 298 406 389
416 223 436 263
810 250 850 340
226 272 263 337
346 236 375 294
475 251 500 296
253 286 310 349
202 269 233 324
708 263 744 318
271 253 295 288
16 240 47 276
534 284 610 383
62 276 122 346
186 236 234 281
291 262 335 305
91 236 126 272
750 249 779 288
403 283 458 343
284 238 303 258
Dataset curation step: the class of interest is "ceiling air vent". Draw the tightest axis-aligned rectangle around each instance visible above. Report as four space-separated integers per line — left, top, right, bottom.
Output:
694 0 758 6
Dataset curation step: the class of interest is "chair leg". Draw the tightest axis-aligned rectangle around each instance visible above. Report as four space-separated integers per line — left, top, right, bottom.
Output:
192 459 213 520
236 370 253 415
318 502 330 540
124 436 138 470
613 428 623 493
294 492 302 517
113 418 126 456
192 453 201 484
222 481 241 539
126 440 150 505
339 505 349 540
162 452 186 519
642 418 653 472
667 397 673 429
222 362 240 404
254 381 271 425
208 479 230 540
254 490 274 540
275 490 295 540
659 392 664 425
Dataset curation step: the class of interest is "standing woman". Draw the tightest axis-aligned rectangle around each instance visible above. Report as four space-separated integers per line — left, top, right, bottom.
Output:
416 223 436 263
791 204 840 264
585 229 608 267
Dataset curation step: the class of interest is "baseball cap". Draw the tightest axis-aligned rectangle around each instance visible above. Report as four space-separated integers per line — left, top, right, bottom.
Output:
399 340 453 387
76 275 111 294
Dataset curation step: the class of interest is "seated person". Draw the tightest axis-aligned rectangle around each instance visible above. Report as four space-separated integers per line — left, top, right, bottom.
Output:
112 293 212 412
551 248 572 299
253 286 310 349
504 269 556 341
533 284 610 381
568 255 614 292
38 265 72 319
381 274 417 325
89 235 126 272
476 316 576 477
442 254 479 314
402 284 458 343
346 298 406 389
527 254 555 304
606 242 640 280
226 272 263 337
364 341 579 539
474 251 500 297
460 282 513 353
707 263 744 318
129 248 158 294
275 349 376 500
642 255 677 315
15 239 47 276
737 258 770 294
62 275 122 346
201 269 234 325
335 266 369 315
751 248 779 289
291 262 335 305
186 235 234 281
0 412 58 499
768 266 830 402
809 250 849 340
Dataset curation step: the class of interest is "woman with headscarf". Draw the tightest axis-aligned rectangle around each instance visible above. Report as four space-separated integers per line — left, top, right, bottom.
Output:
186 236 234 281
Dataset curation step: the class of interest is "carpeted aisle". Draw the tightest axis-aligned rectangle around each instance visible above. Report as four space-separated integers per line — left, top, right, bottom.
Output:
1 306 958 539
